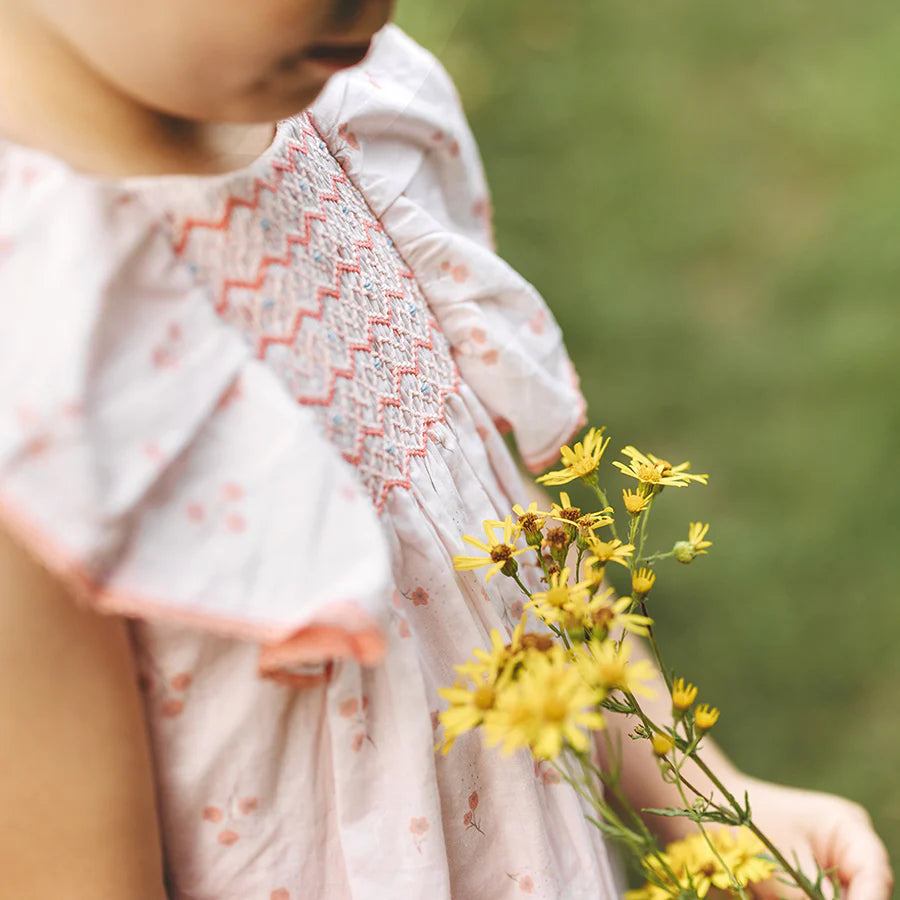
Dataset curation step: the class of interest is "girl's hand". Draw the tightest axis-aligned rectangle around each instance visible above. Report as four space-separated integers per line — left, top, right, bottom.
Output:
738 775 893 900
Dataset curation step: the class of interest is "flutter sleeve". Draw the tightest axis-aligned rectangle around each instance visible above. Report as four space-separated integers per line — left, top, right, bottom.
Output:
0 149 392 682
311 25 587 473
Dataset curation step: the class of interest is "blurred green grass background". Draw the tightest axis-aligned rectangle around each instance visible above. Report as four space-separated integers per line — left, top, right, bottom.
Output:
398 0 900 869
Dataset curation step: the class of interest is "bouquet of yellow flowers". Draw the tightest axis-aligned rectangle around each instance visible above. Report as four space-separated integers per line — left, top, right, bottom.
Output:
442 427 837 900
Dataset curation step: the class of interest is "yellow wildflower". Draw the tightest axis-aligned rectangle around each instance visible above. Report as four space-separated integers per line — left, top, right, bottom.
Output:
437 675 498 754
688 522 712 553
548 491 613 532
714 828 777 888
453 516 529 581
613 446 708 489
586 537 634 569
536 427 610 486
577 639 657 698
651 733 675 757
674 522 713 564
630 828 774 900
695 704 720 732
455 620 527 684
622 488 653 515
483 646 605 759
526 568 594 628
589 595 653 639
631 567 657 597
671 677 698 712
511 501 547 545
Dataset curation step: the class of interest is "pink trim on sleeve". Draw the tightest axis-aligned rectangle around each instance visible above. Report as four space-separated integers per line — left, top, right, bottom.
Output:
0 491 388 678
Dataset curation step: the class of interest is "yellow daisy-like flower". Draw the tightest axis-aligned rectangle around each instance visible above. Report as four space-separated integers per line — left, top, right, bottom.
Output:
622 489 653 515
613 446 708 489
525 568 593 627
671 677 698 712
586 537 634 568
483 646 606 759
453 516 529 582
590 595 653 639
714 828 777 888
695 703 720 731
437 675 498 754
455 620 527 684
688 522 712 553
631 567 657 597
536 427 610 486
511 501 548 542
548 491 613 531
577 639 657 698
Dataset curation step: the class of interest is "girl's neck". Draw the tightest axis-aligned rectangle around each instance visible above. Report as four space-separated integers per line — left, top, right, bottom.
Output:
0 4 274 178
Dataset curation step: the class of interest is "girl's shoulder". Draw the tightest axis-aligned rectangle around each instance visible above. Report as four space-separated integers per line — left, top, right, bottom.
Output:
0 140 394 687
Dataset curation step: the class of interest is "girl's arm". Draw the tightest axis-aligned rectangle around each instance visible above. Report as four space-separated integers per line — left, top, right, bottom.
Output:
0 526 168 900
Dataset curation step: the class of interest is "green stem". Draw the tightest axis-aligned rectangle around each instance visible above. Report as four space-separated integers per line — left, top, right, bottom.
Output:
511 571 533 600
639 550 677 566
640 600 672 692
589 483 619 542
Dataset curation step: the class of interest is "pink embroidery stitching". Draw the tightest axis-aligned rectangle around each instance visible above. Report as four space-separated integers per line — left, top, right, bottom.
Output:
168 116 460 515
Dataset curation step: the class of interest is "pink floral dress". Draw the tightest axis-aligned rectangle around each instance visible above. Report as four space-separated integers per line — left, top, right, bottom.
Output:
0 25 623 900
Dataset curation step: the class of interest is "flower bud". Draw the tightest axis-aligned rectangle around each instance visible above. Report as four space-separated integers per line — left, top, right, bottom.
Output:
673 541 696 564
651 734 675 757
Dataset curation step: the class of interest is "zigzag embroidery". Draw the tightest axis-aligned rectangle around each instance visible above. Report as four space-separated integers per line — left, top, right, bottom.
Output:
171 114 460 515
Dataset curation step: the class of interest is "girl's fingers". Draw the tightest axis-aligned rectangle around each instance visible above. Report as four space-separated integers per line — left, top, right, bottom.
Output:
831 812 893 900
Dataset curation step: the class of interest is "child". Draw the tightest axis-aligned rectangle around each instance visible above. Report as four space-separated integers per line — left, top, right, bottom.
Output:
0 1 891 897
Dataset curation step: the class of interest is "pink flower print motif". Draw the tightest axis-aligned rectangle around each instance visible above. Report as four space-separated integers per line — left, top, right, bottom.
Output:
152 321 182 369
337 122 360 150
510 599 525 621
462 790 484 836
271 890 291 900
397 618 411 639
411 587 429 607
339 696 375 750
430 710 440 734
225 513 247 534
470 328 487 344
409 816 429 853
482 349 500 366
451 264 469 283
533 760 560 786
528 309 547 335
507 873 535 894
155 669 193 718
201 795 259 846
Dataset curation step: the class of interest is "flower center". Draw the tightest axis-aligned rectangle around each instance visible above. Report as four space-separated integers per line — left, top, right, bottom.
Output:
637 463 662 483
545 527 569 548
545 586 569 608
543 696 568 723
518 512 541 532
473 686 495 710
490 544 513 563
557 506 581 521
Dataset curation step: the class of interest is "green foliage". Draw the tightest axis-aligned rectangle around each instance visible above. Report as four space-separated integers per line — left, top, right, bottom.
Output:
398 0 900 866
